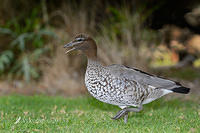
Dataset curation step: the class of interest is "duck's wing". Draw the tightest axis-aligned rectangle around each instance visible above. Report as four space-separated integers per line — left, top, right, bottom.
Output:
107 64 189 93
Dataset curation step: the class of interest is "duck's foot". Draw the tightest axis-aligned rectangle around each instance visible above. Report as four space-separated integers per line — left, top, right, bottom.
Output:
112 105 143 123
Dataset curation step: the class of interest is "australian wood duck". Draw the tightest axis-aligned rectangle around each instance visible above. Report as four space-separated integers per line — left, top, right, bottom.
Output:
64 34 190 123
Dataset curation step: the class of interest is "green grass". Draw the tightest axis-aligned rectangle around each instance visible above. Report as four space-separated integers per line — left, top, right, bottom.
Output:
0 95 199 132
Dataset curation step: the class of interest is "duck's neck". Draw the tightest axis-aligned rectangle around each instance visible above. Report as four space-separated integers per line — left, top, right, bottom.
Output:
87 57 102 68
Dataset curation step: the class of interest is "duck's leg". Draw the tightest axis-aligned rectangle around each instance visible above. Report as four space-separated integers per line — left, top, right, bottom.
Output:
126 105 143 113
112 109 127 120
124 112 128 123
112 105 143 123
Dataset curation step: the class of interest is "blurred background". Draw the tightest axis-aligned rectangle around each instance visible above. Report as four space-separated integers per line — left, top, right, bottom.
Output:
0 0 199 97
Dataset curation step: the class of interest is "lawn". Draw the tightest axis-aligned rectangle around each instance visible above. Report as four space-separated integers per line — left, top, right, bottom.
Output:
0 95 199 132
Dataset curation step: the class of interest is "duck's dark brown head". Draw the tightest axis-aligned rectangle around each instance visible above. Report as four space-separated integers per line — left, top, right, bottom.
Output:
64 34 97 59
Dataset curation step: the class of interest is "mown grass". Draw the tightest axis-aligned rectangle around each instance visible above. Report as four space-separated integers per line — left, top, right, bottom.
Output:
0 95 199 132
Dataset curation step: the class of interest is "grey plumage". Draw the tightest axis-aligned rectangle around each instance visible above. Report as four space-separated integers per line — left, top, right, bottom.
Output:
64 34 190 123
85 59 185 108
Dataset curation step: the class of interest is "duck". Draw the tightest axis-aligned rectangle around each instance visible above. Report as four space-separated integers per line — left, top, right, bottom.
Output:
64 34 190 123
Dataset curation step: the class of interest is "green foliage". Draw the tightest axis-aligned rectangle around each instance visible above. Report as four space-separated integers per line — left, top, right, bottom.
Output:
102 7 159 47
0 95 199 132
0 7 56 82
0 28 16 37
0 51 13 73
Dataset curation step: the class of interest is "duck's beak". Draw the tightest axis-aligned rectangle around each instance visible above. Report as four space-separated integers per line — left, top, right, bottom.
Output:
64 41 83 54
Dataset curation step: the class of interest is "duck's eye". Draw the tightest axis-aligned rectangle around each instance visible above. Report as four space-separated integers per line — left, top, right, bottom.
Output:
76 38 84 41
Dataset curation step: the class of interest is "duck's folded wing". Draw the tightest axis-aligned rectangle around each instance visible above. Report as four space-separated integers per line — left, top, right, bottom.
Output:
107 64 187 91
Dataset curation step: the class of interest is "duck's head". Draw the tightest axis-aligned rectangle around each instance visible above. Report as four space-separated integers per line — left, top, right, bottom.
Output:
64 34 97 59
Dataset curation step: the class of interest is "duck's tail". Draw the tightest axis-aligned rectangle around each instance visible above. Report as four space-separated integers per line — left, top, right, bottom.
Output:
171 86 190 94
